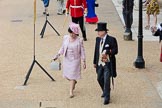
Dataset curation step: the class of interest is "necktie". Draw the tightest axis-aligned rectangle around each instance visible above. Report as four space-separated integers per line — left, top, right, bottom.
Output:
101 38 103 46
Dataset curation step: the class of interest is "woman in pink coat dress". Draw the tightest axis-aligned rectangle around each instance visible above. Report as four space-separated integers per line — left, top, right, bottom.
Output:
53 22 86 98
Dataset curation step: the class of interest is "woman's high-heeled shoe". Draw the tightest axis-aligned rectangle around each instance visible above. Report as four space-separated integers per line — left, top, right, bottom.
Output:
145 25 150 30
151 26 157 33
69 94 74 98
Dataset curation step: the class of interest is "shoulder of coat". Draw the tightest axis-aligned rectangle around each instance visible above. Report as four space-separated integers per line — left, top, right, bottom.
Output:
78 37 83 42
63 35 70 40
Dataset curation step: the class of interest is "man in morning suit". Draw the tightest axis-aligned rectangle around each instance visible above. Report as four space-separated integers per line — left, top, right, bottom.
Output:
93 22 118 105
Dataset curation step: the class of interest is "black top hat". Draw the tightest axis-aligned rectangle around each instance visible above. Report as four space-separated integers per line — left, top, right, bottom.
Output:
95 22 109 31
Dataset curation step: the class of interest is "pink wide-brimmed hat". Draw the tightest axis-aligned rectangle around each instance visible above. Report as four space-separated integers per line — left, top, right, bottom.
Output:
69 22 80 34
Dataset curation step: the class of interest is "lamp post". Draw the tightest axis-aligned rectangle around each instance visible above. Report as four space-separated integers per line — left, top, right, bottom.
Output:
123 0 132 40
134 0 145 68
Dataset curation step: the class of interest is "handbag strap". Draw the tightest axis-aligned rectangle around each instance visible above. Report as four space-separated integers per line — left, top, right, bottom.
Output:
51 57 61 64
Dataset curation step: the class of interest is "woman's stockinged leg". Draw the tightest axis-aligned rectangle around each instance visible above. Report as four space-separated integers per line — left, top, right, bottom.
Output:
147 14 150 26
69 80 76 98
153 13 157 27
65 77 75 98
145 14 150 29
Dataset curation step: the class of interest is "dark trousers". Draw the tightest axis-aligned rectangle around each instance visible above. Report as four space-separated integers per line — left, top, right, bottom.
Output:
72 16 86 39
122 10 133 28
97 64 111 100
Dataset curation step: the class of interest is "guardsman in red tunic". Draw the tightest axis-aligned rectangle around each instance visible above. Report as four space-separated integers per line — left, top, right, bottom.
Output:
66 0 87 41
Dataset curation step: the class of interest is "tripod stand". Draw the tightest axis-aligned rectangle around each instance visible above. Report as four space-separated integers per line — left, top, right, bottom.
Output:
23 23 55 86
40 14 60 38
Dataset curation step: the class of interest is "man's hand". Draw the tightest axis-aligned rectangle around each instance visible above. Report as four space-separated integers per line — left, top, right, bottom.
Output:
122 5 124 9
94 64 96 68
101 54 108 62
66 8 69 16
84 8 87 13
84 8 87 15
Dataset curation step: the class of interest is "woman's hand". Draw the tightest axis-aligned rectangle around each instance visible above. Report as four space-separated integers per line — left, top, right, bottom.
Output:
144 0 150 6
83 62 86 69
52 54 60 61
53 57 57 61
84 8 87 14
151 26 157 33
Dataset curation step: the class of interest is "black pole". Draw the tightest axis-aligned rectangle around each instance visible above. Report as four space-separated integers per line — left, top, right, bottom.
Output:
134 0 145 68
23 4 55 85
123 0 132 40
40 14 60 38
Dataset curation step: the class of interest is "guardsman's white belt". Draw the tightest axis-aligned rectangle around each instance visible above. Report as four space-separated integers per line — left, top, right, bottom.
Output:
70 5 83 9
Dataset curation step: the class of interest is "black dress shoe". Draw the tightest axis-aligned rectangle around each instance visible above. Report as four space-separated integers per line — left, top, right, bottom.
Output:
57 13 63 15
63 10 66 14
43 12 46 15
83 38 87 41
103 99 109 105
101 94 104 98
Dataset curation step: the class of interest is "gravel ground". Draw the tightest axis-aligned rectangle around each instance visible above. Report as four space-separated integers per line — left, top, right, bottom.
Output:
0 0 162 108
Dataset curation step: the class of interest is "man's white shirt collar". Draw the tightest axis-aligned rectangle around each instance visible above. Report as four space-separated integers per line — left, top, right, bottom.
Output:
101 34 107 42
